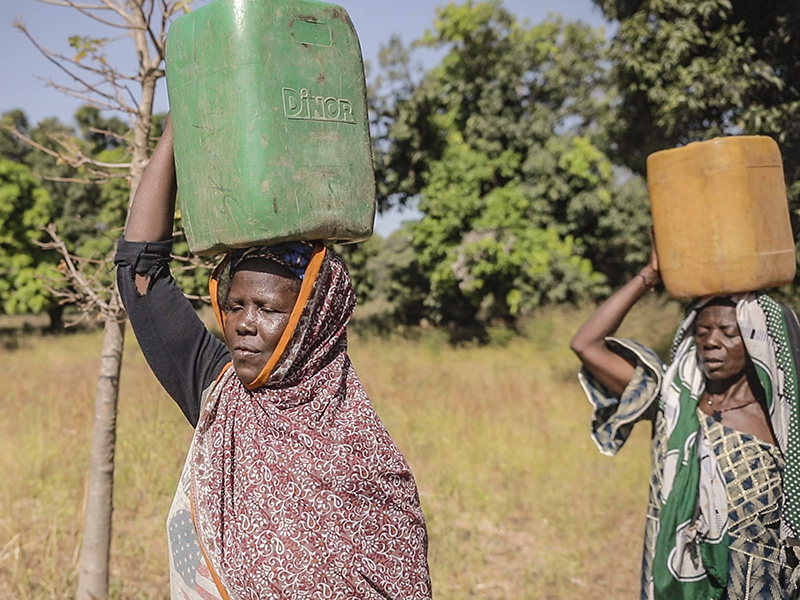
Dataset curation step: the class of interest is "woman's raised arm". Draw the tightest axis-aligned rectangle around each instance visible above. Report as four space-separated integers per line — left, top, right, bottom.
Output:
570 240 661 397
124 115 177 243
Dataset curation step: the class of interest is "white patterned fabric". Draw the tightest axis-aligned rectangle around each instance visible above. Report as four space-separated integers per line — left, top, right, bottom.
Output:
577 291 800 599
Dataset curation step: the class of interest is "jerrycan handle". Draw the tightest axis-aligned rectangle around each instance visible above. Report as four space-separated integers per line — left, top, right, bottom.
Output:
291 17 333 47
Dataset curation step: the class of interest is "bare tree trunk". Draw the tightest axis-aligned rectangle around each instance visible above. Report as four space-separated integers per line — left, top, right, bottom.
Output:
74 89 155 600
76 306 126 600
17 3 185 597
46 303 64 332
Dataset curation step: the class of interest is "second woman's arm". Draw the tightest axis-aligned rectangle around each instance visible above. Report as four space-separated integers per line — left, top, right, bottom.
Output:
570 248 661 397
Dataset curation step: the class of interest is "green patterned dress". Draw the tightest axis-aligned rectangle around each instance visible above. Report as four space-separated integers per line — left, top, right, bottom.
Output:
579 338 800 600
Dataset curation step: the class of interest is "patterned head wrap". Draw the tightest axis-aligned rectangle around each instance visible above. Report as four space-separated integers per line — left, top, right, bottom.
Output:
208 240 326 390
228 241 314 281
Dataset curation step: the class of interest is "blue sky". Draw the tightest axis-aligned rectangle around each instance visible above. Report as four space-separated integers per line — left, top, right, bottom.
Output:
0 0 610 233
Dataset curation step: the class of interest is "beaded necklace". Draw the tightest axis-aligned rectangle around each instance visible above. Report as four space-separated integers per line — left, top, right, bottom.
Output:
705 397 758 422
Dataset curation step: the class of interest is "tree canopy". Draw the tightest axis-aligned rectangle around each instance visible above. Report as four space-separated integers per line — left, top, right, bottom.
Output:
370 1 651 329
0 107 212 326
594 0 800 200
0 157 56 315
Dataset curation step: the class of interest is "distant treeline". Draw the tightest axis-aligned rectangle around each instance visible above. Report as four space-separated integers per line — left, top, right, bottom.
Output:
3 0 799 336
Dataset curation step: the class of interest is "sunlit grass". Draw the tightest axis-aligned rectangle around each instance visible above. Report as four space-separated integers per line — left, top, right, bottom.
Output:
0 295 682 599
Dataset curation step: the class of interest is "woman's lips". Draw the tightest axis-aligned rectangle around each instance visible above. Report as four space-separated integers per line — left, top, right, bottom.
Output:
701 357 723 367
233 345 260 358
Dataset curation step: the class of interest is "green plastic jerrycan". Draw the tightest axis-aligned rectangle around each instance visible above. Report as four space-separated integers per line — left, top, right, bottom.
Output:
165 0 376 255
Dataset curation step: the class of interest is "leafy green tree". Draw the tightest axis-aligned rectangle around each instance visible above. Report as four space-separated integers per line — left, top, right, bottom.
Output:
29 117 108 248
337 228 429 332
1 110 125 327
593 0 800 201
0 108 210 325
0 110 33 164
372 1 650 329
0 158 58 315
75 105 128 153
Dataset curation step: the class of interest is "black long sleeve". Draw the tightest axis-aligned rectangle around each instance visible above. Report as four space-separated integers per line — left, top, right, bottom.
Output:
114 237 230 426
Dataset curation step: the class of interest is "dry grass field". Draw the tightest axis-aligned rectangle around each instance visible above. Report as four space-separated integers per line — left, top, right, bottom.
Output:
0 295 682 599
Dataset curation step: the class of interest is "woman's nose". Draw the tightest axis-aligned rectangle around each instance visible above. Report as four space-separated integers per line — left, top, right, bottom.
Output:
235 306 257 334
703 330 722 347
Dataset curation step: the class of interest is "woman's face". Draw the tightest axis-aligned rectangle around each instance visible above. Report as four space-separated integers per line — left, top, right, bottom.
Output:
222 259 301 385
694 304 748 383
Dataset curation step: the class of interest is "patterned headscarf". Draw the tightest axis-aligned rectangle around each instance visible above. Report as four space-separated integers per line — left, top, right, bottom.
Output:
209 241 320 389
210 242 314 327
228 242 314 281
653 292 800 600
192 246 432 599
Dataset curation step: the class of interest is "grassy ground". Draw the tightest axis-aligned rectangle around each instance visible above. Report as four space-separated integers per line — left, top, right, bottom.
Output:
0 295 682 599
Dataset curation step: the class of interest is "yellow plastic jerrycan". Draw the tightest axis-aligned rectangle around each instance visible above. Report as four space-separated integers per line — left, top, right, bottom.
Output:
165 0 376 255
646 135 796 299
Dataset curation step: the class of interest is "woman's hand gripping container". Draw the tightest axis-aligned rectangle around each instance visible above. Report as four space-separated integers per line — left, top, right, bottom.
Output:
647 135 796 299
165 0 376 255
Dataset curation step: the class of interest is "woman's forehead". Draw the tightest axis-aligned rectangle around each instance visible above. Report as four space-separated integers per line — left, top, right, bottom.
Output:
696 303 737 326
227 260 301 303
234 256 298 280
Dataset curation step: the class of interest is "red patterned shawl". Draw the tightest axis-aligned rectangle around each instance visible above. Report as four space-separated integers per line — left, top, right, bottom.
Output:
191 246 431 599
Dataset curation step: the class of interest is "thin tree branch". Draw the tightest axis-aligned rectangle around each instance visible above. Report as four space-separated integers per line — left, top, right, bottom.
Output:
34 77 137 116
14 21 128 108
34 0 138 30
1 124 132 171
38 224 111 315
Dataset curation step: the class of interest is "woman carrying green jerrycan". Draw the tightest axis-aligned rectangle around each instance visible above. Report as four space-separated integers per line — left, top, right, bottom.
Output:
570 242 800 599
114 116 432 600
